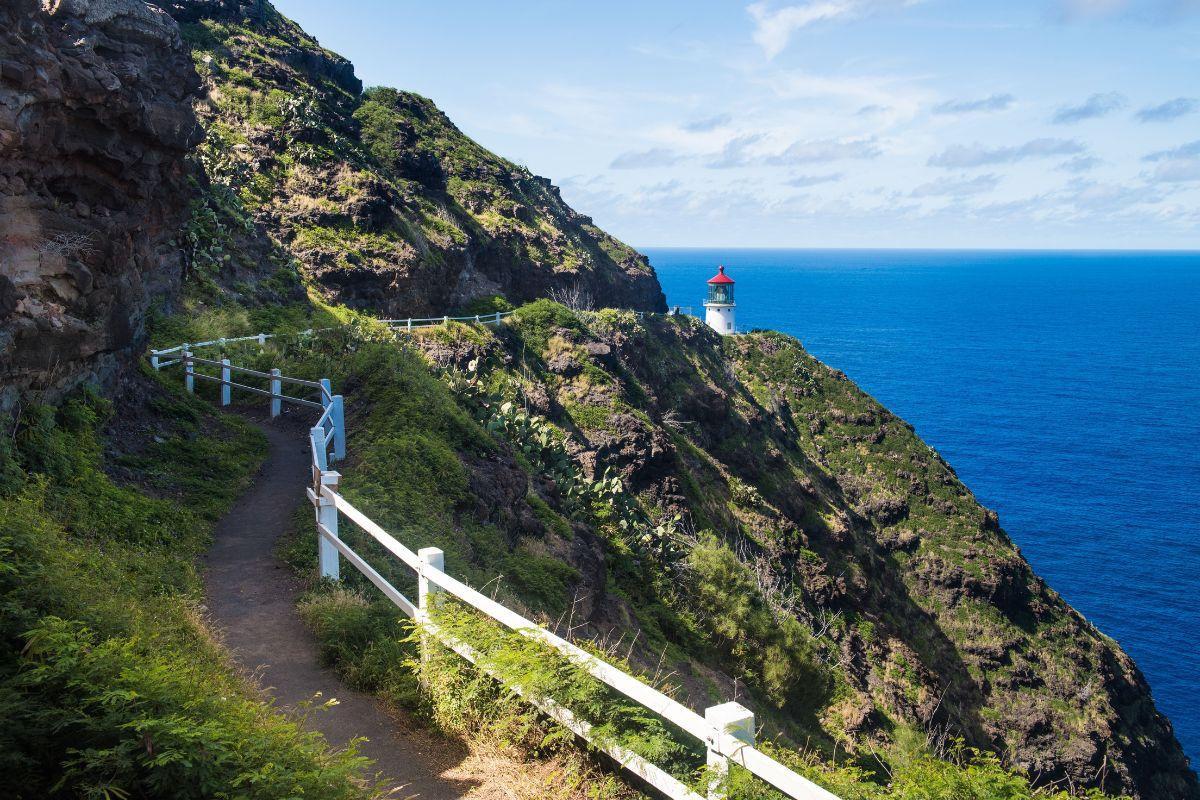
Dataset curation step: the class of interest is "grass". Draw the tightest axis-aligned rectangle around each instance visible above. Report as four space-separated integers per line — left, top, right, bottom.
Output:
0 380 374 798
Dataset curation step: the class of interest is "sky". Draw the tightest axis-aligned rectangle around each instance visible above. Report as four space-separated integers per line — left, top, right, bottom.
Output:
272 0 1200 249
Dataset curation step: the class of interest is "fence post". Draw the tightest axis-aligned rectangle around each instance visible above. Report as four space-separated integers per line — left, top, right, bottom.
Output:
220 358 231 406
150 351 160 370
270 368 281 417
331 394 346 462
705 702 755 800
442 315 448 325
417 547 445 684
407 318 412 332
310 426 328 472
257 332 266 346
494 311 502 324
314 470 341 580
474 314 481 324
320 377 332 410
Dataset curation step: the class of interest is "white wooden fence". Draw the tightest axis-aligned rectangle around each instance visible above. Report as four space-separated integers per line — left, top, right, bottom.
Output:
148 327 839 800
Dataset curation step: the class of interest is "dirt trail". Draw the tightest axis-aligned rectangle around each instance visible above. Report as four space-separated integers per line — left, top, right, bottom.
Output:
204 416 534 799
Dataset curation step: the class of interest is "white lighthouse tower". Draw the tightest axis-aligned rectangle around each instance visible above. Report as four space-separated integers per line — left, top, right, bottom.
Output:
704 265 736 335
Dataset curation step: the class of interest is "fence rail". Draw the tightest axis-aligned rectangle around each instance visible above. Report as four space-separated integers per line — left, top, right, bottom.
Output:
147 312 517 362
146 325 838 800
146 305 708 363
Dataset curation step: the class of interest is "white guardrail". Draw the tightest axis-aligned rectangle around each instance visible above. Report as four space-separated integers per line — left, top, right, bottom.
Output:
147 317 836 800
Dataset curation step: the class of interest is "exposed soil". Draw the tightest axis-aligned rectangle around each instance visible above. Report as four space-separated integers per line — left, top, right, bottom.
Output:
203 413 542 799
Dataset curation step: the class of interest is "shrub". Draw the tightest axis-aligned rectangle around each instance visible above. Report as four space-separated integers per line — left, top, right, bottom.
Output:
15 618 369 800
0 386 374 797
685 537 830 712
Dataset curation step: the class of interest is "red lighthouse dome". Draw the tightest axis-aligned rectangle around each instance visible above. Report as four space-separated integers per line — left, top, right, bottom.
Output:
707 265 734 284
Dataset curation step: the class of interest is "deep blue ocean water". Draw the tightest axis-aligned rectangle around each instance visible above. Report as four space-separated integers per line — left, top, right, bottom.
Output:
644 248 1200 767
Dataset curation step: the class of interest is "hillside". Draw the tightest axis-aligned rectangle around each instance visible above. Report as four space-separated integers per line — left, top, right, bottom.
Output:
0 1 1196 798
246 306 1192 799
166 0 665 319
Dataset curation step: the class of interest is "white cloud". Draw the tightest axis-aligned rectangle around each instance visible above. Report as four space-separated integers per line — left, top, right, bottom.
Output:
1057 0 1130 19
755 67 933 124
1062 178 1165 211
932 93 1015 114
786 172 844 187
610 148 686 169
1136 98 1200 122
1051 92 1126 124
703 134 882 169
683 113 733 132
707 134 768 168
929 138 1086 168
768 137 882 164
747 1 860 58
1147 159 1200 182
746 1 919 58
1143 139 1200 161
1058 155 1103 173
1142 142 1200 182
910 173 1002 197
1055 0 1200 21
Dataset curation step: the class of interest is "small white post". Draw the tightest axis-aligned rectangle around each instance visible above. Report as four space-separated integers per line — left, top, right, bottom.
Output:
705 702 755 800
311 426 328 472
442 315 448 325
220 358 231 406
184 348 194 393
257 332 266 346
407 318 412 332
417 547 445 683
150 352 160 370
331 394 346 462
320 377 332 410
314 470 341 580
418 547 444 618
494 311 502 324
270 368 281 417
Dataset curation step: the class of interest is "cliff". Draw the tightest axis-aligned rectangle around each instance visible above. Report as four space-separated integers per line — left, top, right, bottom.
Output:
0 1 1194 797
0 0 201 412
164 0 665 318
351 308 1193 799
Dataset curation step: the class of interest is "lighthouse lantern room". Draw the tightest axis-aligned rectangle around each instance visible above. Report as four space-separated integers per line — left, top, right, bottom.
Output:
704 265 736 335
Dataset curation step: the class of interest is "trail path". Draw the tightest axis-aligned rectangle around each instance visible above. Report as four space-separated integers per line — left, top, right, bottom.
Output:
204 416 534 799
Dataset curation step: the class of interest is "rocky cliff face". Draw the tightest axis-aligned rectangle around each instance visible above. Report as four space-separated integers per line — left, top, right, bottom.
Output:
165 0 665 318
400 312 1198 799
0 0 200 412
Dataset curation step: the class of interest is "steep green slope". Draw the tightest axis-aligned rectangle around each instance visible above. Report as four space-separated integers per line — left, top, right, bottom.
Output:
166 0 664 318
129 1 1195 797
165 301 1194 799
397 307 1196 799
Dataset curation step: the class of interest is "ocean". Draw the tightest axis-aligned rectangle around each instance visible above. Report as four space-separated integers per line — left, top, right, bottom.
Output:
644 247 1200 766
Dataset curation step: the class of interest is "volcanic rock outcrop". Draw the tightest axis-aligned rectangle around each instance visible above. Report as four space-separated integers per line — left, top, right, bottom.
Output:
0 0 201 411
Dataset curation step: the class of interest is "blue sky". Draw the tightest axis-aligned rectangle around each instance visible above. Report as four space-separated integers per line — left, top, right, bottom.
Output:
273 0 1200 249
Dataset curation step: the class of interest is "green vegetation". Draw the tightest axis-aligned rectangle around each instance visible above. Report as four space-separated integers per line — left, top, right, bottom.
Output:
684 537 829 710
141 0 1174 791
234 307 1107 796
418 601 696 777
0 382 372 797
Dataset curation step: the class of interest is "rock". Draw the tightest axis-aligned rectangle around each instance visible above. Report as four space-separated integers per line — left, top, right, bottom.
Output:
583 341 611 357
0 0 199 409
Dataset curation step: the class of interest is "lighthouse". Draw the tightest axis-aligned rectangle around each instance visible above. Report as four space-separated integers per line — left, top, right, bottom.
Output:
704 265 736 335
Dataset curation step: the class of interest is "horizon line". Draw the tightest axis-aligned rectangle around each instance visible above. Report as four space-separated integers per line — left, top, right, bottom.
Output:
635 245 1200 254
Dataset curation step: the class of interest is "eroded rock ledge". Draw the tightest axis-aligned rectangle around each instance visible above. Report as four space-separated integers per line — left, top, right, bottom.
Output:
0 0 200 411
